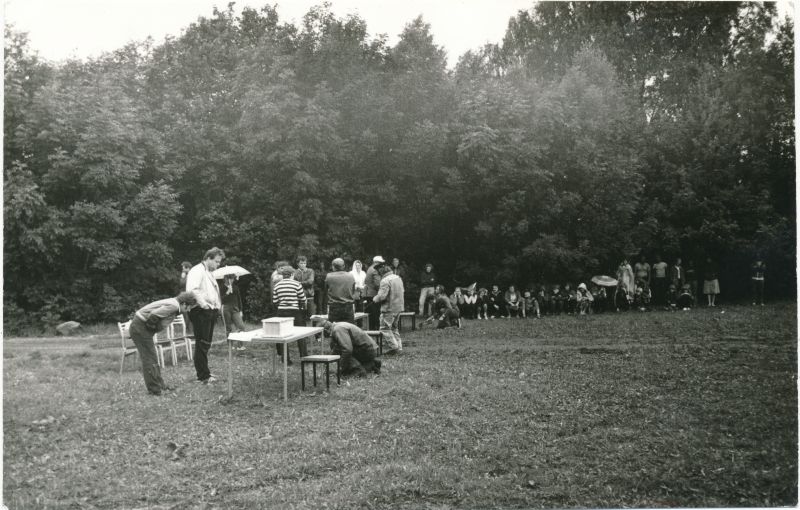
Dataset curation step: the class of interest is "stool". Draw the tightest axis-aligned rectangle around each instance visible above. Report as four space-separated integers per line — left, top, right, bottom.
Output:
397 311 416 332
300 355 341 391
365 330 383 356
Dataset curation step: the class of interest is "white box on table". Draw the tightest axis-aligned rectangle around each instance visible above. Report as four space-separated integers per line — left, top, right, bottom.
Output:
261 317 294 337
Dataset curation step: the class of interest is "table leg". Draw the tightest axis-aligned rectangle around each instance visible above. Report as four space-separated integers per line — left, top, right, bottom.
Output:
283 343 288 401
227 340 233 399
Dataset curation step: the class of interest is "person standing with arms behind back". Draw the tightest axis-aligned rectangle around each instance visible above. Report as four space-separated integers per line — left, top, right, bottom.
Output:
418 263 437 317
186 247 225 384
222 274 246 350
751 258 766 306
373 264 404 355
294 255 315 324
325 258 356 323
364 256 385 330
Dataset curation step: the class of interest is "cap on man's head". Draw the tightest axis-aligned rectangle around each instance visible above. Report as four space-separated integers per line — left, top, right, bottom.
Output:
332 258 345 270
373 255 386 264
578 283 587 291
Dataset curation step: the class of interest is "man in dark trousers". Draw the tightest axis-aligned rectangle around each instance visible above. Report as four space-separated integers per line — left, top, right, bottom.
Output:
325 258 356 323
185 247 225 384
294 255 315 324
322 320 381 378
364 255 385 330
130 292 198 395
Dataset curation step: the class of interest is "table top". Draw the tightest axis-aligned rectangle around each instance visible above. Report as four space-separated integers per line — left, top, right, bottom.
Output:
228 326 323 343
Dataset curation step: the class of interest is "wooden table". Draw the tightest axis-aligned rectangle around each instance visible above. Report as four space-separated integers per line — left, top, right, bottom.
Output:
227 326 323 401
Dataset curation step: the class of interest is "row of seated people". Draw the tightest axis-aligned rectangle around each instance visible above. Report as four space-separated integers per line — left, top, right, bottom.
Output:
435 281 698 319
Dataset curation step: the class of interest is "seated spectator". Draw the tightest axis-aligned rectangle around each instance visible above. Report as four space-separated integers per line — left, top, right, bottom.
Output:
551 284 564 315
576 283 594 315
462 287 478 319
504 285 523 318
322 320 381 378
665 283 678 310
522 290 540 318
450 287 465 316
432 285 460 328
488 285 506 318
537 287 551 316
564 283 578 315
476 288 490 320
677 284 694 310
591 284 607 314
633 279 651 311
613 283 631 312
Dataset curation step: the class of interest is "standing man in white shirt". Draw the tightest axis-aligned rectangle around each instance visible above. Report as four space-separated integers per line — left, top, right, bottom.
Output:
185 247 225 383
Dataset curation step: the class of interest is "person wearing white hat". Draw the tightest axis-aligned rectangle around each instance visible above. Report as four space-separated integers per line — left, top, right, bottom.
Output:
364 256 385 330
576 283 594 315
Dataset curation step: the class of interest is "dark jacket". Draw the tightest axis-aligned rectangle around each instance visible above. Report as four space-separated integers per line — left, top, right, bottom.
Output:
420 269 436 288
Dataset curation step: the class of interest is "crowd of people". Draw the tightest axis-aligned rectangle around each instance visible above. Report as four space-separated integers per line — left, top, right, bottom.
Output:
127 247 768 395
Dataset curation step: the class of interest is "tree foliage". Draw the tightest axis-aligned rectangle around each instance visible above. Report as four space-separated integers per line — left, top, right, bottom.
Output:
4 2 794 329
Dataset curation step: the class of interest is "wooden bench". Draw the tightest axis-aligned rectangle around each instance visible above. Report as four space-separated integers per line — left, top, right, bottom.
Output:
300 355 341 391
397 311 416 331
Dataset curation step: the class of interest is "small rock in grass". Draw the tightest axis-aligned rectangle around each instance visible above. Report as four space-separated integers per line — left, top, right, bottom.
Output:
56 321 81 335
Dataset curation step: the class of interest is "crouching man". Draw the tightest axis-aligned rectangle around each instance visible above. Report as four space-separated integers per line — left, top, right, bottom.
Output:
130 291 197 395
322 320 381 378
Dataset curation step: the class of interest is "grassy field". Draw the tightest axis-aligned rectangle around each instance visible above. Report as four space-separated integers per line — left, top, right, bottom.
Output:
4 304 797 509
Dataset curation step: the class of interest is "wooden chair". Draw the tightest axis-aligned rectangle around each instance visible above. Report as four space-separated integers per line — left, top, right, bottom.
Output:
167 317 193 362
365 330 384 356
300 355 341 391
397 311 416 331
117 321 138 376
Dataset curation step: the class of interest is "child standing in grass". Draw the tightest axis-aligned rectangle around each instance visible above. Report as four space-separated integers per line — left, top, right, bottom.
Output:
522 290 540 318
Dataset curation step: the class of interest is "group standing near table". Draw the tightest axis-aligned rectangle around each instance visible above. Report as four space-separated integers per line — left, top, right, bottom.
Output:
125 246 767 396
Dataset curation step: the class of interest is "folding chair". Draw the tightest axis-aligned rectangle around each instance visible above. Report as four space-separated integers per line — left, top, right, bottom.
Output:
118 321 138 376
153 330 177 367
168 317 193 362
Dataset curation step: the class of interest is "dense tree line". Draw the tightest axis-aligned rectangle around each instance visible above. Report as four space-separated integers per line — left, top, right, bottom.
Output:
4 2 794 330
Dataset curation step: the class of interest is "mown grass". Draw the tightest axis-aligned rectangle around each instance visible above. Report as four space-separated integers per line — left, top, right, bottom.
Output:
4 304 797 509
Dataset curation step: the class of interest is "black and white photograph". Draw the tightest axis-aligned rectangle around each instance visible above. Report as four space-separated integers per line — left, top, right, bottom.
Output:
3 0 797 508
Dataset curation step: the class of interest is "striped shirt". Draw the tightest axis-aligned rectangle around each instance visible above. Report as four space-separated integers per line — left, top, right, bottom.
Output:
272 278 306 310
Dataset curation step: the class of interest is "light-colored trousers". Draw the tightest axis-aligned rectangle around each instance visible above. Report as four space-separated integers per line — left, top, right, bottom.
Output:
418 286 436 316
379 312 402 351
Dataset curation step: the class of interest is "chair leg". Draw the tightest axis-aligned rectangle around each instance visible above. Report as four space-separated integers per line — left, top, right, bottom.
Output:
313 363 317 387
301 362 306 391
119 354 125 376
336 360 340 386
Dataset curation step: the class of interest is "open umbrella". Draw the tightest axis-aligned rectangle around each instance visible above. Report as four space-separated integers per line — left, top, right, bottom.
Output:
212 265 251 279
591 275 618 287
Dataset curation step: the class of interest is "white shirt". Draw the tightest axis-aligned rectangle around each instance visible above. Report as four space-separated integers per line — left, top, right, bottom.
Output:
186 262 221 309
